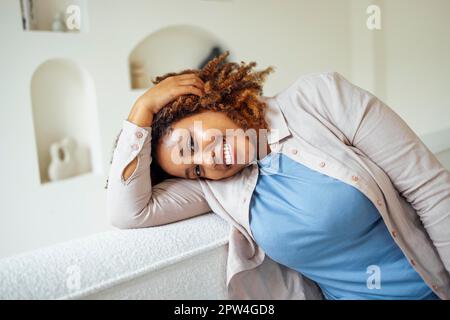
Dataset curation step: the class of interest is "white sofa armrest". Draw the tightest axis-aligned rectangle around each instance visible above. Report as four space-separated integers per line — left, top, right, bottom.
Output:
0 213 230 299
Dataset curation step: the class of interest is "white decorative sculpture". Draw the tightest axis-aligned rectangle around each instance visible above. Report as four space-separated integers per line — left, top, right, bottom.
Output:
51 12 66 32
48 137 79 181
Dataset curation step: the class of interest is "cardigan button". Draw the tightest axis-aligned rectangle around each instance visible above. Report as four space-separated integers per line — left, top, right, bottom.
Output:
131 144 139 151
291 148 298 155
432 284 439 291
410 259 416 266
135 131 144 139
319 161 326 168
351 175 359 182
391 230 398 238
376 199 383 206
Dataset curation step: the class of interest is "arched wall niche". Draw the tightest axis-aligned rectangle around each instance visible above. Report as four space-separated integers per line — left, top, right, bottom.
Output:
129 24 234 89
30 58 102 184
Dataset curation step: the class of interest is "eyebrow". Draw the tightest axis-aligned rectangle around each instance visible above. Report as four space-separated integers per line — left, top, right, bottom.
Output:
182 130 198 179
179 130 192 157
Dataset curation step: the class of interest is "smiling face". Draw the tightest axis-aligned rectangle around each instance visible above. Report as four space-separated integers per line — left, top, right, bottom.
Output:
156 110 267 180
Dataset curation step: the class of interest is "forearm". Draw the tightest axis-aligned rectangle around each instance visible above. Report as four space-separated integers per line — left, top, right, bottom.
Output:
123 100 154 180
127 99 154 127
107 119 153 228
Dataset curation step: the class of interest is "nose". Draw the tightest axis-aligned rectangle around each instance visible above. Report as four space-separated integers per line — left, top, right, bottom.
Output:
203 150 216 167
192 149 216 167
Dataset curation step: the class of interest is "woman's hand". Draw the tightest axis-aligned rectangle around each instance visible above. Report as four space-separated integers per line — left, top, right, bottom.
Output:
140 73 205 114
128 73 205 127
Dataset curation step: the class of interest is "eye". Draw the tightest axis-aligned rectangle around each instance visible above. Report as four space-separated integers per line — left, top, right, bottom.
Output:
194 165 201 177
190 135 195 154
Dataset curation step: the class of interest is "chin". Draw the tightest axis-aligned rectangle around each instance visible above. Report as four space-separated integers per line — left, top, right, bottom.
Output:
222 165 246 179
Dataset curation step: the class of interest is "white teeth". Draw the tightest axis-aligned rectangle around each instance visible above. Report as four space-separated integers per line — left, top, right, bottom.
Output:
223 143 232 165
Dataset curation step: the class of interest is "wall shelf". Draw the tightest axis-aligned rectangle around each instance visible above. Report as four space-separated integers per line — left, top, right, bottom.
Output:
30 58 102 184
20 0 88 33
129 24 232 90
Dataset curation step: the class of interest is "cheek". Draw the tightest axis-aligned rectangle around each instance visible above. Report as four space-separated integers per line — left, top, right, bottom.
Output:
234 135 256 164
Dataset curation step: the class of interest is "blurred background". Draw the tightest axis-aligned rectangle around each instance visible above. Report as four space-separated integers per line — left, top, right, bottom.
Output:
0 0 449 259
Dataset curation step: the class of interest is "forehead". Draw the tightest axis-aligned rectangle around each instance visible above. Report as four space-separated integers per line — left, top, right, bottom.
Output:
168 112 229 140
171 110 230 128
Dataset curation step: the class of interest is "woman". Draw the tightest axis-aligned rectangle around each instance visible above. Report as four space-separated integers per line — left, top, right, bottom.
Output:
106 51 450 300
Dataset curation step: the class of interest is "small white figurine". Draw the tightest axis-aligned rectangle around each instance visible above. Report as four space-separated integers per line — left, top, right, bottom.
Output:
48 137 79 181
51 12 65 32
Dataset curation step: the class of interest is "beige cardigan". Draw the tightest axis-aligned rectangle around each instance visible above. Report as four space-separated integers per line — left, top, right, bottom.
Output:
106 72 450 299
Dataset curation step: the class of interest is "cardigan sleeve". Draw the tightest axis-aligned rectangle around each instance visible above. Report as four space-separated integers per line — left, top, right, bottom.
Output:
298 71 450 272
106 120 211 229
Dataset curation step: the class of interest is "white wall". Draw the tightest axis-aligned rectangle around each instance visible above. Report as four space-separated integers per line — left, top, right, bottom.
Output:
374 0 450 135
0 0 448 259
350 0 450 168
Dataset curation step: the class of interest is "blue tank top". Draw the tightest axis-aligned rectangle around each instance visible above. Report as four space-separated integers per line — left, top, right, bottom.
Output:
249 152 439 300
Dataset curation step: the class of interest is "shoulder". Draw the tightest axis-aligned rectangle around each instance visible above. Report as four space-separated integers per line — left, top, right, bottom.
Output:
275 71 340 97
293 71 349 88
275 71 360 108
280 71 352 94
295 71 346 82
274 71 370 130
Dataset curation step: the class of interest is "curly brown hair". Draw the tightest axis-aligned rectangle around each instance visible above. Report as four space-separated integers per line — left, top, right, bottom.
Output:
150 50 275 185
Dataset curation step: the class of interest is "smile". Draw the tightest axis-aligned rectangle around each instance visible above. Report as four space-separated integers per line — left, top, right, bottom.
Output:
222 138 233 166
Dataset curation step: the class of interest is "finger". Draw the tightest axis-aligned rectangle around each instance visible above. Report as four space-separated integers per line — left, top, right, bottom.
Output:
176 73 205 85
176 73 200 80
175 85 204 97
178 78 205 90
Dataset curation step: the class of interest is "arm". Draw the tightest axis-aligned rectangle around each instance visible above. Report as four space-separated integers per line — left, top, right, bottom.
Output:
294 71 450 271
107 74 211 229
